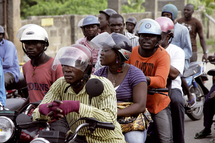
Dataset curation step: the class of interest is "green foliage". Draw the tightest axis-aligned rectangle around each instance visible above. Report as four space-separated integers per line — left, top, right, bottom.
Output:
122 0 145 13
188 0 215 15
197 39 215 52
21 0 107 19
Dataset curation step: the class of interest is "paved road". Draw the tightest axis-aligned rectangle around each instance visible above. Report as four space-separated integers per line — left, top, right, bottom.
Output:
185 53 215 143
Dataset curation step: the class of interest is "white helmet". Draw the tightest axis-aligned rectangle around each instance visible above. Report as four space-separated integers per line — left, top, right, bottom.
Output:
133 18 154 35
17 24 49 46
138 19 162 36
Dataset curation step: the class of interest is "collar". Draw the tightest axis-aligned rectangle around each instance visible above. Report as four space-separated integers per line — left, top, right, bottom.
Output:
124 31 137 40
0 39 5 45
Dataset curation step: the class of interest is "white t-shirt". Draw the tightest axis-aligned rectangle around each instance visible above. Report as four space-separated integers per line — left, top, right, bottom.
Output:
166 44 185 94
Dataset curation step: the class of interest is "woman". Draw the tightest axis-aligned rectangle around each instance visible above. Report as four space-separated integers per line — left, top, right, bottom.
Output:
92 32 148 143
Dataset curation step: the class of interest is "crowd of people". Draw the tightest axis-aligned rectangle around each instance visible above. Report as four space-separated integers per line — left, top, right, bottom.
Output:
0 2 215 143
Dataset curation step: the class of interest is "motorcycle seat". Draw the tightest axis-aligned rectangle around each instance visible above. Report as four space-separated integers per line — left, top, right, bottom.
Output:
5 98 26 111
183 64 201 78
207 69 215 76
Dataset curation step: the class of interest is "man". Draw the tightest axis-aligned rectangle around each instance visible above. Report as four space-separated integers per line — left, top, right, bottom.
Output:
17 24 63 104
194 54 215 139
128 19 172 143
162 4 196 108
0 25 20 88
109 14 139 48
98 8 117 33
126 17 137 34
33 44 126 143
156 17 185 143
76 15 100 73
177 3 208 62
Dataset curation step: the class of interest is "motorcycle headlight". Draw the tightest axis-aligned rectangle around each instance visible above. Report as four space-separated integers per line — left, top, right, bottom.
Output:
0 116 15 142
30 137 50 143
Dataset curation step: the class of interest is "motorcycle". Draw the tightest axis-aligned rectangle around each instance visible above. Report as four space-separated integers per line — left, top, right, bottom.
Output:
0 98 44 143
183 61 209 120
30 78 115 143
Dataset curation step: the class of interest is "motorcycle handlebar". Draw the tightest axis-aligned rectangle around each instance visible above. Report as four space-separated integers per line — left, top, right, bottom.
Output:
96 122 115 130
148 88 168 96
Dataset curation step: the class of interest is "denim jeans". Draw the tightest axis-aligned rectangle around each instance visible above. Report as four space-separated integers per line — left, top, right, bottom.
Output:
124 130 147 143
150 105 173 143
169 88 185 143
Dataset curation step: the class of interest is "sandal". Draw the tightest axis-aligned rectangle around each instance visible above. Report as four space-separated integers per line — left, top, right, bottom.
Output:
194 129 211 139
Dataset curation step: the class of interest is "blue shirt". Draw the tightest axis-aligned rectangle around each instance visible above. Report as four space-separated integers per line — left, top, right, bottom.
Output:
0 58 6 106
172 22 192 60
0 39 20 82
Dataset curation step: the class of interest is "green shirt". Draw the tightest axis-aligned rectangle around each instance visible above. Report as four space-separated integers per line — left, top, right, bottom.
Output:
33 75 125 143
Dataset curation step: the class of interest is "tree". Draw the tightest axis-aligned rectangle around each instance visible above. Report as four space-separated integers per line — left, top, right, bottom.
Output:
21 0 107 19
188 0 215 15
122 0 145 13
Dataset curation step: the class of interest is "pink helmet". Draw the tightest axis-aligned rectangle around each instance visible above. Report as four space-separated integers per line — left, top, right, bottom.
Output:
155 17 174 33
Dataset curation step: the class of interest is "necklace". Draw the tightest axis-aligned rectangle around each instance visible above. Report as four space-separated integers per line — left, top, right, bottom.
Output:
109 64 125 87
31 56 49 77
111 74 119 87
32 67 37 77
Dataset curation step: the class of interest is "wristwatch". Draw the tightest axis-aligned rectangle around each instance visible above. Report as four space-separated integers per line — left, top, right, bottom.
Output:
204 50 209 54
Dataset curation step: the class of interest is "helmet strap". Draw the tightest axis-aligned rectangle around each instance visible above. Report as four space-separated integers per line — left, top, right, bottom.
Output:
64 66 92 93
22 42 47 61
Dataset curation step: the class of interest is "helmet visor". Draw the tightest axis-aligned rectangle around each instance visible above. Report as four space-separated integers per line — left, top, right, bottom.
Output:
52 46 90 72
90 32 131 61
89 32 117 50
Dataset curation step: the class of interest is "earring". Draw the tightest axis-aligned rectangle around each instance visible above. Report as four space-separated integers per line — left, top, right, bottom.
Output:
116 58 118 64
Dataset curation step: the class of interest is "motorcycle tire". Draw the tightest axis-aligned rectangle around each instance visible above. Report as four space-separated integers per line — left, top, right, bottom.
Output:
186 83 205 120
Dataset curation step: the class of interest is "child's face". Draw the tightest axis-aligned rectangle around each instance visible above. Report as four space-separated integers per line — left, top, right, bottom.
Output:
23 40 45 59
126 22 135 33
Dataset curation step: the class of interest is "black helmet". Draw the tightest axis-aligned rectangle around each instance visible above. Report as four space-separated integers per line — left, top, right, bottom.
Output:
111 33 132 61
0 25 5 34
99 8 117 17
126 17 137 25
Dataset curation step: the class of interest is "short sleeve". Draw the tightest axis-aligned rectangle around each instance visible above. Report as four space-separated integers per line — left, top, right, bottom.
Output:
129 65 147 88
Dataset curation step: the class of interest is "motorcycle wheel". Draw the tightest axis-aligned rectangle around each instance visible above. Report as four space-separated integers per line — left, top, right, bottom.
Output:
186 83 205 120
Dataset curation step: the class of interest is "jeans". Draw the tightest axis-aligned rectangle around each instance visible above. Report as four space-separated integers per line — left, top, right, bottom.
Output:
169 88 185 143
203 83 215 131
150 106 173 143
124 130 147 143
